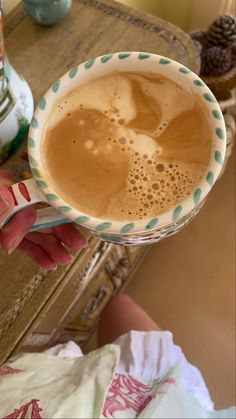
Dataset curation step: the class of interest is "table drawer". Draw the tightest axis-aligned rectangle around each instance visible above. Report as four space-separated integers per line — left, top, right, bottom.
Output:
67 270 114 330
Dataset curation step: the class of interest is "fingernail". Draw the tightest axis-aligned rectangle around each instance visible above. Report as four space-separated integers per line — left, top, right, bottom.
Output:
47 265 57 271
0 195 10 217
6 236 22 253
62 254 73 264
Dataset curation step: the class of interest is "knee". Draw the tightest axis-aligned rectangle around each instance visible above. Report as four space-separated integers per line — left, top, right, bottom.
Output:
102 293 134 314
110 293 134 307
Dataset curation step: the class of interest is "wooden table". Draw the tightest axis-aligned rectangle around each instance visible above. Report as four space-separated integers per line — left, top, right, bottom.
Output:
0 0 200 364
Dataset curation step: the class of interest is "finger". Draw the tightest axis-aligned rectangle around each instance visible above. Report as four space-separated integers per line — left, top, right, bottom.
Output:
1 206 36 253
17 238 56 270
26 232 72 265
39 227 54 234
0 186 14 223
0 171 15 187
54 224 87 249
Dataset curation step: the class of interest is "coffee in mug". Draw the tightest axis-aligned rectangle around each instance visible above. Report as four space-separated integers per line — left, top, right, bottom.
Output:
42 71 212 221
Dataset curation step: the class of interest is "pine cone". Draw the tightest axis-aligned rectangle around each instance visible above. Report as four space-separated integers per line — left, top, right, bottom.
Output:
201 46 232 76
190 29 208 47
206 14 236 47
192 39 203 54
230 42 236 66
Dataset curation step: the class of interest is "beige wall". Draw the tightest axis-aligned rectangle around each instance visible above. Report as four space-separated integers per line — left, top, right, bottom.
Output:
4 0 235 29
118 0 235 31
2 0 20 15
189 0 235 30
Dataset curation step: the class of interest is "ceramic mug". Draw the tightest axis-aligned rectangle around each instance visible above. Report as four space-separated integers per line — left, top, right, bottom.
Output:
0 52 226 245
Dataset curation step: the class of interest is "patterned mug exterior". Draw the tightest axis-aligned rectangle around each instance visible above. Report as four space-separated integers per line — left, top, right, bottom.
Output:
0 52 226 245
0 5 34 164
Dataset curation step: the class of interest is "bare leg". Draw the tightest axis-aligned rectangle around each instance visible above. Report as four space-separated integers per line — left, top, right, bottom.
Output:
98 294 160 347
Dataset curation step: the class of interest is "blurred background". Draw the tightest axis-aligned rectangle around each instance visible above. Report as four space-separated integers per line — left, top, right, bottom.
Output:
4 0 235 30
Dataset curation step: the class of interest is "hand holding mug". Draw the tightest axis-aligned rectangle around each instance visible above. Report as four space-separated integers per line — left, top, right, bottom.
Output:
0 172 86 270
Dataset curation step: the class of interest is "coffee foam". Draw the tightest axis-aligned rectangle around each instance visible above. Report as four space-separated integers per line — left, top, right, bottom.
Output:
42 71 212 221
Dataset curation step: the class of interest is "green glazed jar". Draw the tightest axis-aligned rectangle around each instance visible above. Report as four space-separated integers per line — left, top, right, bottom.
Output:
0 5 34 164
22 0 72 26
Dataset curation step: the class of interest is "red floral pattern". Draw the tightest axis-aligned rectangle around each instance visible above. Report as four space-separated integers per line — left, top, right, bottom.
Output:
3 400 43 419
103 373 153 417
1 366 44 418
165 377 176 385
0 363 176 418
0 366 22 376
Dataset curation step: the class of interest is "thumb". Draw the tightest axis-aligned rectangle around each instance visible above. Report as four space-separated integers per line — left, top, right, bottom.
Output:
0 186 14 223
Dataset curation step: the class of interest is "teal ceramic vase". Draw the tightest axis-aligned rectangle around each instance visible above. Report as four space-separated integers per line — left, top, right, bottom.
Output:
0 4 34 164
22 0 72 26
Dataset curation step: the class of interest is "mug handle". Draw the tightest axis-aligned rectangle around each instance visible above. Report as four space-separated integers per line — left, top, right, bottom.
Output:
0 178 70 231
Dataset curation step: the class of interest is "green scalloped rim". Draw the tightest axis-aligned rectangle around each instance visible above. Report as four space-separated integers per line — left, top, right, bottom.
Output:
120 222 135 233
28 137 36 147
215 150 223 164
138 53 151 60
75 216 90 224
69 67 78 78
172 205 183 221
52 80 60 92
193 188 202 205
46 193 59 201
39 97 46 110
203 93 216 103
212 110 222 119
28 155 38 167
159 58 171 64
58 206 71 213
96 222 112 231
179 67 191 74
31 117 39 129
206 171 214 186
215 127 225 140
145 218 159 230
118 52 131 59
36 179 48 188
101 54 113 63
84 58 96 69
193 79 205 86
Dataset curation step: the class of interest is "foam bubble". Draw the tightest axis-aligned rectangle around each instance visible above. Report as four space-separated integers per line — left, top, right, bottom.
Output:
156 164 165 172
84 140 94 149
119 137 127 144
